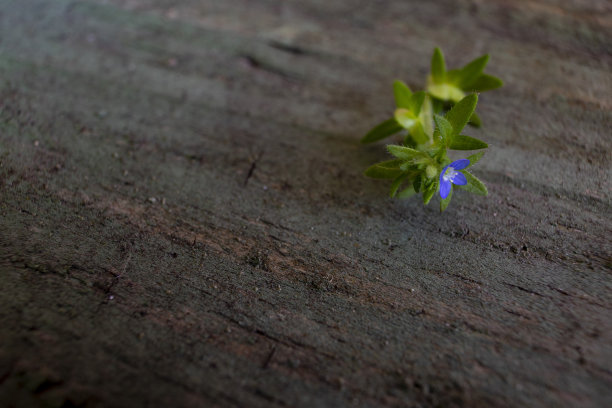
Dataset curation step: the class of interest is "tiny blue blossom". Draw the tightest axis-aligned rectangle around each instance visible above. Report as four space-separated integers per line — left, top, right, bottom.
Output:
439 159 469 199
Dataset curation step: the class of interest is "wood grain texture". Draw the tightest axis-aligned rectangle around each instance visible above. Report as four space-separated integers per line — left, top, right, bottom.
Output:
0 0 610 407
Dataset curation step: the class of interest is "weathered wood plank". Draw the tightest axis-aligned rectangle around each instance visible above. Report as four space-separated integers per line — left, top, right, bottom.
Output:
1 0 611 407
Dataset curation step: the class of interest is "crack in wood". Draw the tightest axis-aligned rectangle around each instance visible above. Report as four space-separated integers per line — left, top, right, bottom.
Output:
262 346 277 369
268 40 309 56
241 54 299 81
244 151 263 186
244 160 257 186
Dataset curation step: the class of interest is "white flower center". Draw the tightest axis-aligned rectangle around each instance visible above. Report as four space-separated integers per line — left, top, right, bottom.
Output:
443 167 458 183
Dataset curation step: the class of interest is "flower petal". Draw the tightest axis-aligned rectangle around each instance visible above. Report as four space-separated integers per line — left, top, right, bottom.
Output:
451 159 470 170
439 164 450 184
439 179 451 199
453 172 467 185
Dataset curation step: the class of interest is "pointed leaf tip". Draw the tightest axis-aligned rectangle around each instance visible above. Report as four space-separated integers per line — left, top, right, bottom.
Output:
389 173 409 197
393 80 413 109
466 151 485 167
364 159 404 179
431 47 446 83
457 54 490 87
361 118 403 144
469 111 482 127
387 144 423 160
410 91 426 115
449 135 488 150
445 94 478 135
423 180 439 205
458 171 488 196
440 187 453 211
468 74 503 92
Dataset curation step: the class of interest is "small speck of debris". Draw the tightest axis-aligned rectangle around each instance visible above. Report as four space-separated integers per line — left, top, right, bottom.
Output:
109 295 114 300
148 197 157 203
263 185 268 191
34 140 39 147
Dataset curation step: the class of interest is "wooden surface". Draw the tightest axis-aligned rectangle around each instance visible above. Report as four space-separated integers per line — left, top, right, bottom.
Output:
1 0 611 407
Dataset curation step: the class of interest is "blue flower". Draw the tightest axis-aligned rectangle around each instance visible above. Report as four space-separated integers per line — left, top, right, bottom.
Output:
439 159 469 199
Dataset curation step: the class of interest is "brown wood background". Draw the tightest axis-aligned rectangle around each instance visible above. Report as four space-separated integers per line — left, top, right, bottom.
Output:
1 0 611 407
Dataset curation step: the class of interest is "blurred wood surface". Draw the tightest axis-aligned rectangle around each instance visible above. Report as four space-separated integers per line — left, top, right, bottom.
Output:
0 0 611 407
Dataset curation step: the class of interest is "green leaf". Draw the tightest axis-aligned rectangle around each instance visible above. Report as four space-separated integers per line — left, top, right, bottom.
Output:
445 94 478 136
446 69 461 85
387 145 423 160
410 91 426 115
431 47 446 83
389 173 409 197
449 135 488 150
440 187 452 212
393 80 413 109
422 180 438 205
409 122 430 145
419 95 434 141
468 74 503 92
397 185 416 199
430 144 446 162
456 55 489 88
413 174 422 193
394 108 417 130
403 133 417 147
364 159 404 179
466 151 485 167
431 98 445 114
469 111 482 127
399 161 418 171
458 171 488 195
428 83 465 103
434 114 453 146
361 118 403 144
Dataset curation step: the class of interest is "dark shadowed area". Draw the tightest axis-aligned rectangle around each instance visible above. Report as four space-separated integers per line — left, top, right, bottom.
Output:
1 0 611 407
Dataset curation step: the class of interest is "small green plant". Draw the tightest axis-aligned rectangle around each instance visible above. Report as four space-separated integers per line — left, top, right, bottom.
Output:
361 48 502 211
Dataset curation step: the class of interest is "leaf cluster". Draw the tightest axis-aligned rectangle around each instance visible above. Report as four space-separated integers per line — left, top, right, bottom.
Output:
362 48 501 211
427 47 503 126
